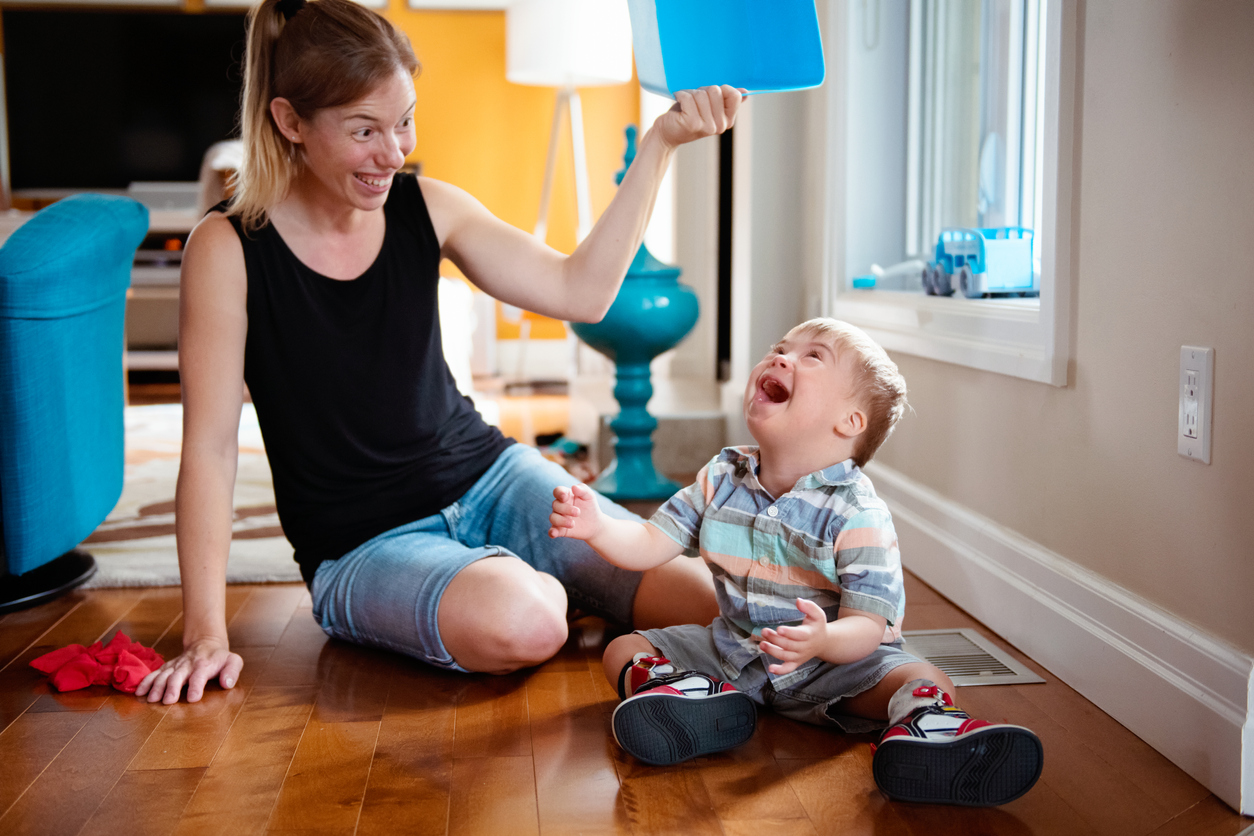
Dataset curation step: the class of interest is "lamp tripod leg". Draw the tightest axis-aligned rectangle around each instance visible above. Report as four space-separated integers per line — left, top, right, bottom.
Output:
534 87 570 243
568 88 593 243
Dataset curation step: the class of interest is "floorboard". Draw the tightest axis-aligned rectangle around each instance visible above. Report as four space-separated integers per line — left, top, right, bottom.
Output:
171 685 317 836
0 589 146 731
0 573 1248 835
266 719 379 833
355 673 456 836
528 670 628 835
0 594 85 670
447 756 540 836
0 693 168 836
78 766 206 836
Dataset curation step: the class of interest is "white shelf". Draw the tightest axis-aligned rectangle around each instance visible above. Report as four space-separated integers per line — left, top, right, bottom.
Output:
132 266 181 286
126 350 179 371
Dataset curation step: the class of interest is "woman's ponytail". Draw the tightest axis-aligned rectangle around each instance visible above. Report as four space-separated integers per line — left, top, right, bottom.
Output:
229 0 296 233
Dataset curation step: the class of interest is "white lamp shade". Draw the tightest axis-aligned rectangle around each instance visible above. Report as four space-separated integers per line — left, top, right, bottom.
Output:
507 0 634 88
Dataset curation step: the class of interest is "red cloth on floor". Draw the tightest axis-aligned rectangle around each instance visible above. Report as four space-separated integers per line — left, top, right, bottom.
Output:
50 654 102 692
30 632 164 693
29 644 87 675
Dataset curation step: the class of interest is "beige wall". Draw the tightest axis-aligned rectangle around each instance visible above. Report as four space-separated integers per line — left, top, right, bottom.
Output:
874 1 1254 654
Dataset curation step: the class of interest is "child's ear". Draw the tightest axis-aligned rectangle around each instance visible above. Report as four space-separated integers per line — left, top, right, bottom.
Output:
835 407 867 439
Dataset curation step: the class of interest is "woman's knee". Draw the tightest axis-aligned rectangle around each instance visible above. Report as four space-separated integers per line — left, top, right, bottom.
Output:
439 557 569 673
492 581 569 666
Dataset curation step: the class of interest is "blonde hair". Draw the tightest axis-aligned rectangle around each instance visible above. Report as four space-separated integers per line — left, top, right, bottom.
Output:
228 0 419 232
788 317 908 467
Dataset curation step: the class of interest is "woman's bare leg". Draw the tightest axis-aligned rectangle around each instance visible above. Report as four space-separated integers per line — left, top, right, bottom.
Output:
437 556 570 674
631 556 719 630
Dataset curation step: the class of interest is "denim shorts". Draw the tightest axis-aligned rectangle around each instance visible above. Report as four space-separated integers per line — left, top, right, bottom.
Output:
309 444 645 671
640 622 921 733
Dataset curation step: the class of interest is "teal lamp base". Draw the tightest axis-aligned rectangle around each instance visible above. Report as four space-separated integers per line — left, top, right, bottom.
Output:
572 126 700 502
586 361 684 502
589 459 682 502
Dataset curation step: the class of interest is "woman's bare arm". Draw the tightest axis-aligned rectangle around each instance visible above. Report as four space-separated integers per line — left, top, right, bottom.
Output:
135 212 248 704
423 86 743 323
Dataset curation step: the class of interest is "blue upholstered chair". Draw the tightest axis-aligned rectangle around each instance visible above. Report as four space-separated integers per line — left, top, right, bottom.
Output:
0 194 149 612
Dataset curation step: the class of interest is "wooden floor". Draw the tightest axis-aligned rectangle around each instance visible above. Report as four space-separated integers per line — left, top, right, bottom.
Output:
20 383 1244 834
0 571 1248 836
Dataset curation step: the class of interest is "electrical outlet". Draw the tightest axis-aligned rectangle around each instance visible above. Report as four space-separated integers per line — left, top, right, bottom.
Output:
1178 346 1214 464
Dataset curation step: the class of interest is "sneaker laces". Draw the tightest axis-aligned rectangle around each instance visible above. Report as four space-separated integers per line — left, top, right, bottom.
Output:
618 654 677 700
633 669 735 698
886 678 953 726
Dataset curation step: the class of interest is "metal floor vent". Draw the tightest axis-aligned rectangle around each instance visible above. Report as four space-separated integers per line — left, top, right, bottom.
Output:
901 628 1045 686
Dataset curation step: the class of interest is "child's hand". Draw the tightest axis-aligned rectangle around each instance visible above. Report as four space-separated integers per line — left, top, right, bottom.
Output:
758 598 830 675
549 483 604 541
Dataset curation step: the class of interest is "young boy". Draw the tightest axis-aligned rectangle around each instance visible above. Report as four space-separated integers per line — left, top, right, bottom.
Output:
549 318 1043 807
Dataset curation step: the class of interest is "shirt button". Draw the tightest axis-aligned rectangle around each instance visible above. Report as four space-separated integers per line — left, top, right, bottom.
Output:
767 505 779 517
758 557 769 566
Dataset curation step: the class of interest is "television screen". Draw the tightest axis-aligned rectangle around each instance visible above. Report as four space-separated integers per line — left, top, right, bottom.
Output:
3 10 247 191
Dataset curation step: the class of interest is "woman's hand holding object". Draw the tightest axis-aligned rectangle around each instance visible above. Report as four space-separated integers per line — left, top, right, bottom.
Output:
653 85 746 149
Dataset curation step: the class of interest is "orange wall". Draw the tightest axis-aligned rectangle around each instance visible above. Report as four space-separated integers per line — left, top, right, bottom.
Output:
381 5 641 339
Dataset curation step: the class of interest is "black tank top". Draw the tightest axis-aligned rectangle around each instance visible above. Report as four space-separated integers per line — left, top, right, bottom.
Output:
221 174 512 584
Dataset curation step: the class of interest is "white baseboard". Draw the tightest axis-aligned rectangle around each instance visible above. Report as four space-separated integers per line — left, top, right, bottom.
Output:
866 462 1253 815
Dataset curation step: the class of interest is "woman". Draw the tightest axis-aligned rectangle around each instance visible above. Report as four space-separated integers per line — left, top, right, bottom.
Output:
137 0 742 703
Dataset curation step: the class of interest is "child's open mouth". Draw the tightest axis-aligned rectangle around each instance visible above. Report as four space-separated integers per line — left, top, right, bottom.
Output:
760 376 789 404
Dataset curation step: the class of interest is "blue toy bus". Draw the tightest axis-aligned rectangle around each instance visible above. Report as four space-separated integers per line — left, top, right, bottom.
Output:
922 227 1038 298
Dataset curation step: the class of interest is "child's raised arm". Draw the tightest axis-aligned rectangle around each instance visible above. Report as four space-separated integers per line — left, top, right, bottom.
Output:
550 484 684 571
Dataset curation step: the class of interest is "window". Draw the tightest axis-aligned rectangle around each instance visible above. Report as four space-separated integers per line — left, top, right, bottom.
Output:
827 0 1075 385
907 0 1046 268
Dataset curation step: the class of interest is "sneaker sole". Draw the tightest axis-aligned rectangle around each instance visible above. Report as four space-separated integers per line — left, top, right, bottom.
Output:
611 690 756 766
873 724 1043 806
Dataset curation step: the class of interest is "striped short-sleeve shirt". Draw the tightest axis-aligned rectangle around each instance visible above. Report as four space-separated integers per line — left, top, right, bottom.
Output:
649 446 904 682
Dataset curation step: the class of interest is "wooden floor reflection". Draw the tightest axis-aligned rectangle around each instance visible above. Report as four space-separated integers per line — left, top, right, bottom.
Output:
0 571 1248 835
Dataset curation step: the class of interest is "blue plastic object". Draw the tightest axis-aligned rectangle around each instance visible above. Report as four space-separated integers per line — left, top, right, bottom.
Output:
627 0 825 98
0 194 148 575
924 227 1037 298
851 275 876 289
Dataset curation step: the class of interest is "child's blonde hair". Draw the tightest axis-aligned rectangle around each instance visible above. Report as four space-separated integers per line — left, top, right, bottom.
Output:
788 318 908 467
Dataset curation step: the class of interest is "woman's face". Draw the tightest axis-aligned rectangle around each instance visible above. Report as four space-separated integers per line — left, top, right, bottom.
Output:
295 66 417 211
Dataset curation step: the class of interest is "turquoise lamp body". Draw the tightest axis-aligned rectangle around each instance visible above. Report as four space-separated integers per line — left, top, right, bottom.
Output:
571 126 699 500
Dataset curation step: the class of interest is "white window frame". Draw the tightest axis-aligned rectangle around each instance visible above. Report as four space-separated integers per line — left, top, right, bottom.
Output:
825 0 1076 386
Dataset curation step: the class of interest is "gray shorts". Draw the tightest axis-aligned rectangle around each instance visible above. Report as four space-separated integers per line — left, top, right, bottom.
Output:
639 623 922 734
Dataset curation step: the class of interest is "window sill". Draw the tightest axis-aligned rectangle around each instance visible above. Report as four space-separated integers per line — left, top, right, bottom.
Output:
831 289 1065 384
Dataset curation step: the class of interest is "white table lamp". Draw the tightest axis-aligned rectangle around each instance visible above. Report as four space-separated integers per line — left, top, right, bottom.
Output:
507 0 633 244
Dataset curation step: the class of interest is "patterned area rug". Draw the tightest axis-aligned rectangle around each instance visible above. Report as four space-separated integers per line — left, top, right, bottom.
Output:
82 404 301 588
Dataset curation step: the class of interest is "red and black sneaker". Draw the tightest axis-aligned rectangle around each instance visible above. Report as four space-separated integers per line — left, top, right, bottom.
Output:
872 682 1043 806
617 654 678 701
612 666 756 766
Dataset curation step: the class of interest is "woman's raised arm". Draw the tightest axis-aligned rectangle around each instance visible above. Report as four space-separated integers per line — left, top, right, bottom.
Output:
135 213 248 704
425 85 743 323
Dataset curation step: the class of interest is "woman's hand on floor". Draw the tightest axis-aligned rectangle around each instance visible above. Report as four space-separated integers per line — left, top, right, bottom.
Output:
135 636 243 704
